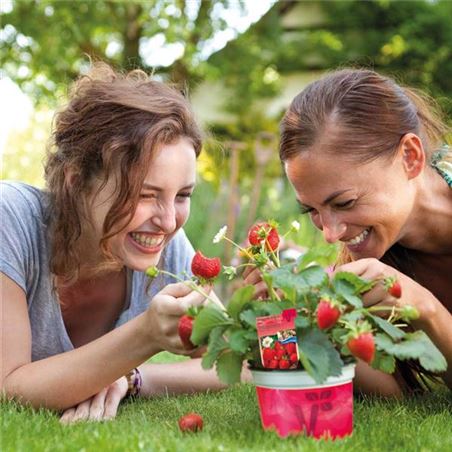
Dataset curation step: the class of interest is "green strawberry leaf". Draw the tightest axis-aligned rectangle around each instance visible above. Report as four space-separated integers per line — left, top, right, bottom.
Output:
270 265 327 293
216 350 243 385
296 245 337 270
371 350 396 373
201 326 228 370
375 331 447 372
226 285 255 321
366 314 406 340
295 315 311 329
333 271 375 293
298 329 344 384
229 329 250 354
406 331 447 372
191 305 232 346
332 279 363 308
239 309 259 329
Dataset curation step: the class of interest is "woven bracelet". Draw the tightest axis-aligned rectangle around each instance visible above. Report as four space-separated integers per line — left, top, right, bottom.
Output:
125 367 142 398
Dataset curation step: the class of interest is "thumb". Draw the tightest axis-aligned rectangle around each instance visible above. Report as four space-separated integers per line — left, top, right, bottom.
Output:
159 282 193 298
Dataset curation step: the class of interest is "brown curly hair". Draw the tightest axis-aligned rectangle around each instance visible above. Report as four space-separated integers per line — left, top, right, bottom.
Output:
44 63 202 281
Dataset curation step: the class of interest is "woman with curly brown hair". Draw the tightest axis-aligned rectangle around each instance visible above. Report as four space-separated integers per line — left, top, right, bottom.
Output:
0 63 226 422
278 68 452 395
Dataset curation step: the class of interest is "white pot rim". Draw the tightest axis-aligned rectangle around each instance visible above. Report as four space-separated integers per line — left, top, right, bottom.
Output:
250 363 356 389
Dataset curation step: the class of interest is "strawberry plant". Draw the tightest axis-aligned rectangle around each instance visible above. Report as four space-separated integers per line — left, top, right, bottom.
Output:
146 222 447 386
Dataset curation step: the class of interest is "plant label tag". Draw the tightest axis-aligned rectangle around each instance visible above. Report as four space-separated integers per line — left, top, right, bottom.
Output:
256 309 299 370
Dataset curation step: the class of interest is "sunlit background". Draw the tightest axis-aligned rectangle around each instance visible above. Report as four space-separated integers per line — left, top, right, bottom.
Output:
1 1 451 282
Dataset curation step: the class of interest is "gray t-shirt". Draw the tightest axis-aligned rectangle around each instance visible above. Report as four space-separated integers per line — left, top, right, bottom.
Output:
0 181 195 361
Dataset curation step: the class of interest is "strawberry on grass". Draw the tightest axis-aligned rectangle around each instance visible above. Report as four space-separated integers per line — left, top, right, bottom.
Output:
178 413 203 433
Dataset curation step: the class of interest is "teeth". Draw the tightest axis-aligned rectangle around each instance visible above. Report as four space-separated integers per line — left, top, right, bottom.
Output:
346 228 369 246
130 232 163 248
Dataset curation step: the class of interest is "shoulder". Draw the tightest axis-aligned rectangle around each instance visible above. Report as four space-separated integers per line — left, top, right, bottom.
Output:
1 181 49 221
163 229 195 274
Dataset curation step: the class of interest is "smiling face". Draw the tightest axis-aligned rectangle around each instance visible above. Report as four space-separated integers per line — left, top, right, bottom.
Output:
285 150 417 259
89 136 197 272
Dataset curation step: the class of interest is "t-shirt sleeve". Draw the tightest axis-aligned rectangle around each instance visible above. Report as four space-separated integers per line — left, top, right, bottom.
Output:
0 183 44 295
165 228 196 278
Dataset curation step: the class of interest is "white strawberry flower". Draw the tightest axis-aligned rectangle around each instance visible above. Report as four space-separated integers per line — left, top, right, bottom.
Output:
213 225 228 243
262 336 274 348
291 220 301 232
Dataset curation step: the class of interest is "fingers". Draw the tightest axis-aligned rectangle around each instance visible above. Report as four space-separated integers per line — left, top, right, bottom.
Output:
59 407 76 425
159 282 194 298
243 267 262 286
88 387 109 421
59 384 124 424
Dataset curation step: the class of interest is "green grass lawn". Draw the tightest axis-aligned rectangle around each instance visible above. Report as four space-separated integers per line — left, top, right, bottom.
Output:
2 353 451 452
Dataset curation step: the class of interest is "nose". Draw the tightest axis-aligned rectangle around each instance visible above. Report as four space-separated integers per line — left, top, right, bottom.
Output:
318 213 347 244
151 201 177 233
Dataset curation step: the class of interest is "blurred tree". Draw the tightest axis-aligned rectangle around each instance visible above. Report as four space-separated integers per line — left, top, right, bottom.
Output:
1 0 249 103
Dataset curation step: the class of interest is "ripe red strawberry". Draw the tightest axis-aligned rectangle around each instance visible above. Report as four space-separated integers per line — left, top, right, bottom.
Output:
347 332 375 364
279 359 290 369
178 315 195 349
284 342 297 354
274 341 283 351
191 251 221 281
388 280 402 298
247 222 280 251
267 359 279 369
262 348 275 361
178 413 203 432
316 299 341 330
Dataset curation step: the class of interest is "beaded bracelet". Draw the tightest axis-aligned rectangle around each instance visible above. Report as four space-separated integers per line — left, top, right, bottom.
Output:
125 367 142 398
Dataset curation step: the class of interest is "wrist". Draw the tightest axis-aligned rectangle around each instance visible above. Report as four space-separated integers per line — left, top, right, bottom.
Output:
411 290 439 330
134 313 162 356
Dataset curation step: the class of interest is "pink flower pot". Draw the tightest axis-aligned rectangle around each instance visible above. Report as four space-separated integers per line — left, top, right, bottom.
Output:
251 364 355 439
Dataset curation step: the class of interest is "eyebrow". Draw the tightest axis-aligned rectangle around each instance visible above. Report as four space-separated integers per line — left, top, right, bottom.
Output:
142 183 195 191
298 189 353 209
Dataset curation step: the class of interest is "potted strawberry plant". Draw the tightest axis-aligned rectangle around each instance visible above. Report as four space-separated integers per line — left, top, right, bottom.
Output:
146 222 447 439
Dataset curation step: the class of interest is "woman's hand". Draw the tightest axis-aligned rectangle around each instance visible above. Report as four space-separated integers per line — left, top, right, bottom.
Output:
335 258 436 323
242 265 269 300
143 282 212 355
60 376 128 424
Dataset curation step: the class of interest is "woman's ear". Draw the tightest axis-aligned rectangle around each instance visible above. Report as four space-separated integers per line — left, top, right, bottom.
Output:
399 133 425 180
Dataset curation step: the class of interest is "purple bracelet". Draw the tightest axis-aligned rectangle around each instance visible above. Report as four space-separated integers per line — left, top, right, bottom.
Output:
125 368 142 398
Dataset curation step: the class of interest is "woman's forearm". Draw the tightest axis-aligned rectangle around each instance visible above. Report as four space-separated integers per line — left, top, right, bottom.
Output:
139 359 252 397
2 313 160 410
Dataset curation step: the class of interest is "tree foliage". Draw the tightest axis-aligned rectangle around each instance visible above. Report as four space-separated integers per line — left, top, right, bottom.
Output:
1 0 245 103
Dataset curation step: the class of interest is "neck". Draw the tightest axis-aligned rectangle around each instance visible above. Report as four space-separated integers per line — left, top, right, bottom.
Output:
398 167 452 254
